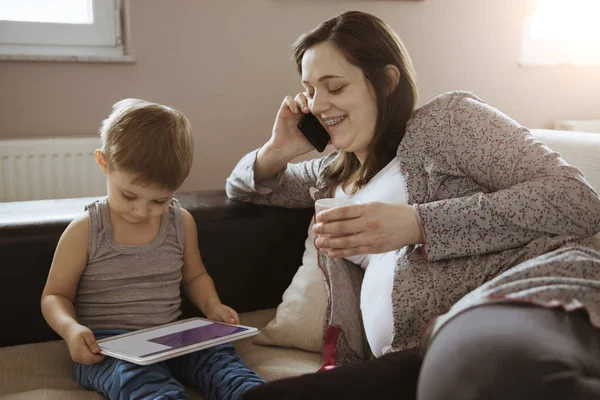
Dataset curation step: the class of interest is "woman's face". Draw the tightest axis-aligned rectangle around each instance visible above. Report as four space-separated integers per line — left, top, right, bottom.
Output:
301 42 378 163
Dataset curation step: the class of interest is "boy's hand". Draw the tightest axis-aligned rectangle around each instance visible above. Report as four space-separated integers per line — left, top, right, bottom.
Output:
65 323 105 365
207 304 239 325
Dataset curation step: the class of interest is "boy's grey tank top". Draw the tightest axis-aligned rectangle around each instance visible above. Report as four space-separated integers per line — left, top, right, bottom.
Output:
75 197 184 330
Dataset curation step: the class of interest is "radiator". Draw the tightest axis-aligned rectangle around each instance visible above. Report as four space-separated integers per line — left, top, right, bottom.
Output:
554 120 600 133
0 137 106 202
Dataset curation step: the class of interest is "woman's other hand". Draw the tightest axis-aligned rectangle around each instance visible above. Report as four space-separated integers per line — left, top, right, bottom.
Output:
312 202 424 258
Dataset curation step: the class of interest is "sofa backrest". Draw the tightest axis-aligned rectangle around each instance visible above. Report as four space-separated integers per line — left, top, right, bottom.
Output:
531 129 600 192
0 191 313 347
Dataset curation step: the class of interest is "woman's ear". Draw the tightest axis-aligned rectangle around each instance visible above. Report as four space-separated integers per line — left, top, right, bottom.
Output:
384 64 401 95
94 150 109 175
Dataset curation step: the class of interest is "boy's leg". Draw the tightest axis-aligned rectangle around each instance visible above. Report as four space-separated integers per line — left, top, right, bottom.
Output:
75 357 190 400
169 343 264 400
75 328 189 400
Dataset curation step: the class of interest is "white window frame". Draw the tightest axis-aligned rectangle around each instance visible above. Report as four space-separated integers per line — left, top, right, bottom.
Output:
0 0 134 63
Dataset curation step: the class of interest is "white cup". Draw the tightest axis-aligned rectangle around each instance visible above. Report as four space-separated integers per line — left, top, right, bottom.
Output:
314 198 360 214
314 198 360 238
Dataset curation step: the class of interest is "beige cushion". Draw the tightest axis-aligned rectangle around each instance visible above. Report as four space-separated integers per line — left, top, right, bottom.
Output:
590 232 600 248
1 390 106 400
530 129 600 192
0 309 320 399
252 218 327 353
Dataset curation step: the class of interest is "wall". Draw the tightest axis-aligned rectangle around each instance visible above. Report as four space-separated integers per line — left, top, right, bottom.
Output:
1 0 599 192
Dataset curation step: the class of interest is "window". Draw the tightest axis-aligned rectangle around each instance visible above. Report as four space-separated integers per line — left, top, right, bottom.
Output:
0 0 133 62
521 0 600 66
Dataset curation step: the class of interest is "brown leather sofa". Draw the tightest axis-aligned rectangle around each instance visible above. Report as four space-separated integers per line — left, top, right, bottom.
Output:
0 191 320 399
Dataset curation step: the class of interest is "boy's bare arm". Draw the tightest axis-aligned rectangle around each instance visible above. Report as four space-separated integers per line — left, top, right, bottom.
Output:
41 212 104 365
180 208 239 324
41 213 90 339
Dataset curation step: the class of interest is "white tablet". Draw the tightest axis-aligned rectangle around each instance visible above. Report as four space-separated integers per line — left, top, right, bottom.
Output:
97 318 259 365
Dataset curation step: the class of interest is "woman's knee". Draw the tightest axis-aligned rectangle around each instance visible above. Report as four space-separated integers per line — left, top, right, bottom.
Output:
417 305 591 400
418 326 518 398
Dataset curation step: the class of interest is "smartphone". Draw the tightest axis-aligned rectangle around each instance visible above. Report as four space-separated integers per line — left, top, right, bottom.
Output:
297 113 330 153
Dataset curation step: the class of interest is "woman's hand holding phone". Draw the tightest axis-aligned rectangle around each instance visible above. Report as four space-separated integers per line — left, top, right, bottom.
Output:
268 93 322 159
255 93 327 182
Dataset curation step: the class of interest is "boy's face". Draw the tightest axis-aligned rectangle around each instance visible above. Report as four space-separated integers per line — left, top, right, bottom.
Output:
105 171 174 224
95 151 174 224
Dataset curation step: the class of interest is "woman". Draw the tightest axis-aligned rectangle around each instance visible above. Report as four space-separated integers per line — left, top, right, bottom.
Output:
227 10 600 400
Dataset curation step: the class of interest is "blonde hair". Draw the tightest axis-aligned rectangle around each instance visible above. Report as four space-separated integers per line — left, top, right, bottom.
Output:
99 98 194 191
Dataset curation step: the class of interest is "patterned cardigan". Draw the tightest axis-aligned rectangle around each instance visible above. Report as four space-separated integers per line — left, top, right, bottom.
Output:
226 91 600 365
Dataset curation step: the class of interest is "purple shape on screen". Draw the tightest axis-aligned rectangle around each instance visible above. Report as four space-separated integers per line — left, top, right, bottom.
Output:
141 324 246 357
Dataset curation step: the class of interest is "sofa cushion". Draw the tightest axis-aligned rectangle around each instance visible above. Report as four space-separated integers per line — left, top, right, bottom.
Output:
530 129 600 192
0 191 313 348
253 218 327 353
1 390 106 400
0 309 321 399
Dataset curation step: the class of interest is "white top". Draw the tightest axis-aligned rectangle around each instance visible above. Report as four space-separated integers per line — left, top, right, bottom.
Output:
335 159 407 357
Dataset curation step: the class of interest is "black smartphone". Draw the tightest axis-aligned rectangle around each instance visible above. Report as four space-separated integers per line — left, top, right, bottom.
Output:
297 113 330 153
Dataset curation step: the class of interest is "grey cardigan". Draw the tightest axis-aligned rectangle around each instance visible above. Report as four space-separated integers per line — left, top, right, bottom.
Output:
226 91 600 365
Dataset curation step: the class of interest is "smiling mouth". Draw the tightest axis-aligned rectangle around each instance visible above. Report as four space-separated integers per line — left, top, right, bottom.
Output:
323 115 347 127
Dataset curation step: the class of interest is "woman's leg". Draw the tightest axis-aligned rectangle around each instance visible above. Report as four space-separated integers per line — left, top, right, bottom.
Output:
418 304 600 400
241 347 422 400
169 343 264 400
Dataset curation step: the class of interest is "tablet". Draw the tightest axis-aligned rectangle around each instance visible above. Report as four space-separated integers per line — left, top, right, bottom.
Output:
97 318 259 365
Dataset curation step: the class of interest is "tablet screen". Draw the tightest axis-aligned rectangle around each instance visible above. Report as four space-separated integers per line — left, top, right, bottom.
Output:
143 324 247 357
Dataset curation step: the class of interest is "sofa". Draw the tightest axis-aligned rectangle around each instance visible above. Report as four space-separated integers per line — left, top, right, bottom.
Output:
1 129 599 399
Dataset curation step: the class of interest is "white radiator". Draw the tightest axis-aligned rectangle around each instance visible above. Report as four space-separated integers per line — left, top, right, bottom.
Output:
554 120 600 133
0 137 106 202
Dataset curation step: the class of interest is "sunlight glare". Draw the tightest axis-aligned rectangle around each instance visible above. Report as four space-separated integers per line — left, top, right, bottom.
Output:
0 0 93 24
530 0 600 41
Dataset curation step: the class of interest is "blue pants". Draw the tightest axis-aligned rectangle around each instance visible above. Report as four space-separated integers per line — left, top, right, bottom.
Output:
74 329 264 400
